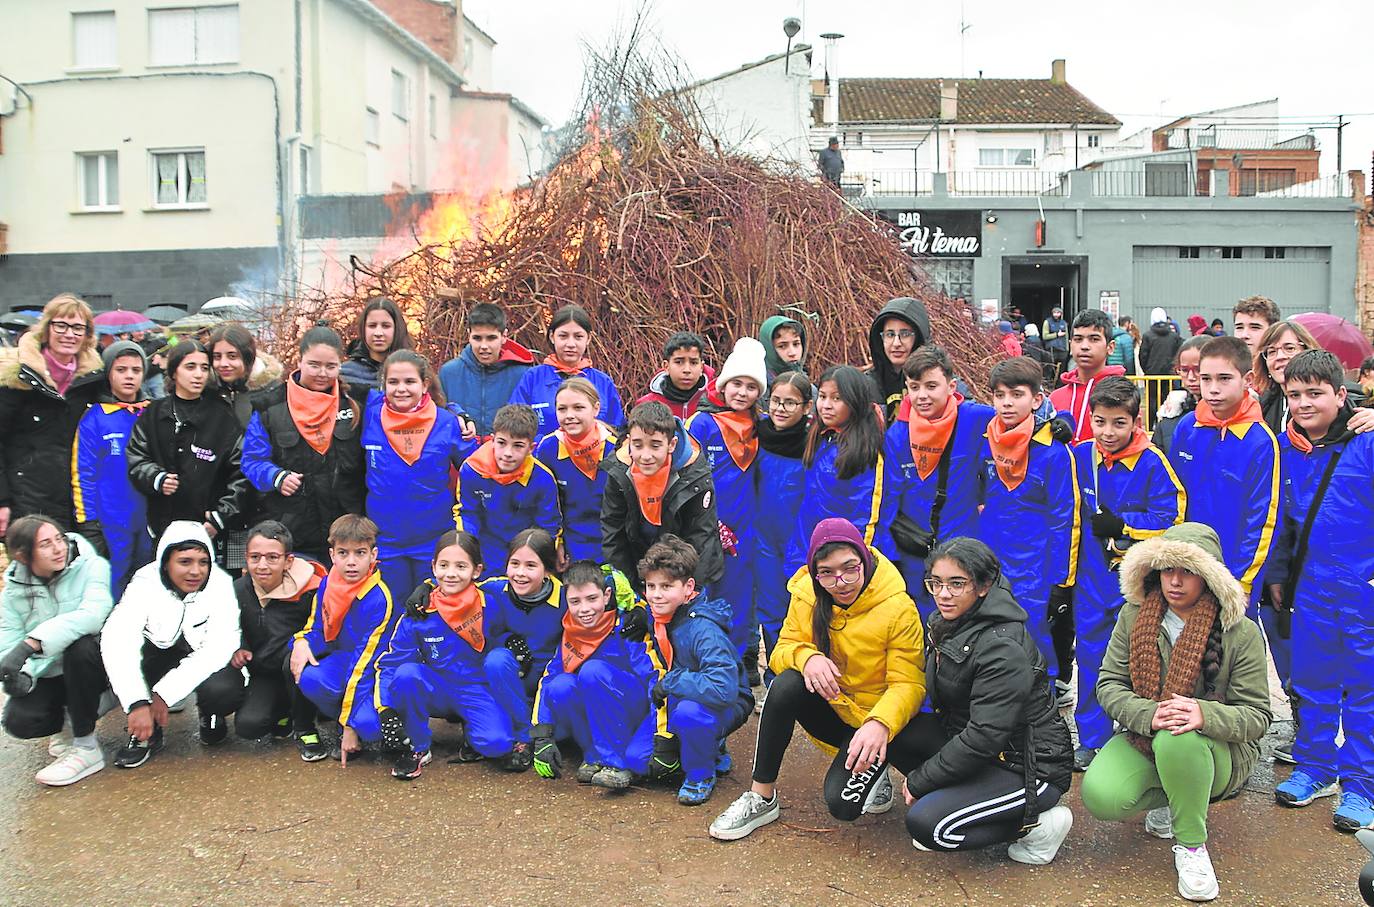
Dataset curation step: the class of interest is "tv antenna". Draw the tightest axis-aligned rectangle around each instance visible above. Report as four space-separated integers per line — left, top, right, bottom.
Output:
960 2 972 77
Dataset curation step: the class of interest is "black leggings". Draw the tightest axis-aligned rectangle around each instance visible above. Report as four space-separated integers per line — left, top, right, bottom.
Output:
906 764 1064 851
751 669 944 821
1 635 108 739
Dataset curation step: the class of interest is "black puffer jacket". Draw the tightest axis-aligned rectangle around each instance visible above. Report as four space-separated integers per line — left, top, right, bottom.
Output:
212 351 284 431
1138 322 1183 377
0 333 106 527
907 578 1073 800
233 562 324 676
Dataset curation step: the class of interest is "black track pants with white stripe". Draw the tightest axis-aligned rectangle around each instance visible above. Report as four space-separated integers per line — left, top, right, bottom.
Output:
906 764 1064 851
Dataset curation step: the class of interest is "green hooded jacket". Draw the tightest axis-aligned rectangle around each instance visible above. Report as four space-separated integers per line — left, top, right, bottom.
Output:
757 314 809 378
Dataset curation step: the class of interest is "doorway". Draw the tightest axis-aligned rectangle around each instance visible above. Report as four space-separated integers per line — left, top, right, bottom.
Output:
1003 257 1087 333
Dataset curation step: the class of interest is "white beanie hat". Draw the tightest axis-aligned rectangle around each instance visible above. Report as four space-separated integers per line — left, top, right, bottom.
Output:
715 337 768 392
1150 307 1168 325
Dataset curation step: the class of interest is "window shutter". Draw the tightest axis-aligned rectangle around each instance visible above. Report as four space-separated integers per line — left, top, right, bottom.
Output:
73 11 117 68
149 8 195 66
196 5 240 64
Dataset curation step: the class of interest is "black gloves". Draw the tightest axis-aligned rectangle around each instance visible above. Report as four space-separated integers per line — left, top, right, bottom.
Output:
377 707 410 752
532 725 562 779
406 579 435 620
1049 418 1074 445
620 605 649 643
1090 508 1127 540
504 634 534 677
647 734 682 781
0 642 35 699
651 679 669 710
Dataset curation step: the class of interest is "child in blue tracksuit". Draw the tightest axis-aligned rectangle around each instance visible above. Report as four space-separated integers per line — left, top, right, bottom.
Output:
535 378 616 563
374 530 522 779
880 346 995 618
456 404 561 576
785 365 893 573
509 304 624 438
687 338 767 665
1269 351 1374 831
71 341 152 596
290 515 397 761
976 357 1081 677
1071 377 1184 767
754 372 811 684
362 351 476 602
640 535 754 806
437 302 536 438
479 528 566 769
530 560 657 788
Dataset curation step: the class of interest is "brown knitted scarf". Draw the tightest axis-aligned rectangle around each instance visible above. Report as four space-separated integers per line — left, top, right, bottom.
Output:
1127 584 1219 758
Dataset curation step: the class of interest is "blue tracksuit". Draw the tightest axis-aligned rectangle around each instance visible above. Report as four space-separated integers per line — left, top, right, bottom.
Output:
373 587 514 755
753 428 805 677
361 392 476 598
650 595 754 782
687 410 758 656
480 576 565 743
785 432 892 574
295 571 396 741
1073 439 1185 749
535 428 615 563
977 420 1081 675
881 398 995 616
509 363 625 440
533 614 657 772
71 399 151 596
1270 425 1374 797
455 454 562 578
438 341 536 438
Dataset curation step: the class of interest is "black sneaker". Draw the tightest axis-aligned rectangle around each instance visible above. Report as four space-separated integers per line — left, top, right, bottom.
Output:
502 740 533 773
378 708 410 753
271 717 292 740
1273 725 1297 764
297 732 329 762
199 711 229 747
447 740 485 764
114 728 164 769
391 750 432 781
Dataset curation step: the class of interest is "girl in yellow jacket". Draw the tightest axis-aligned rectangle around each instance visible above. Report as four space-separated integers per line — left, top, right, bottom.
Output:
709 518 926 841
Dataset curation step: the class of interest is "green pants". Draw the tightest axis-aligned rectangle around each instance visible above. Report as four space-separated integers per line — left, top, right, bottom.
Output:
1080 731 1232 847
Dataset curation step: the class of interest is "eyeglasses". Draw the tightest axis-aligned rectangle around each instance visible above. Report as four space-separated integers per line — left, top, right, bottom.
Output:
815 564 864 588
769 397 804 412
247 553 285 565
923 578 971 595
1175 365 1201 377
49 321 89 336
1262 343 1307 361
881 330 917 343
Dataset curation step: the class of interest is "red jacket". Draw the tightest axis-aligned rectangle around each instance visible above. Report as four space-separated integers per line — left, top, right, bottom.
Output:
635 365 716 421
1049 365 1127 444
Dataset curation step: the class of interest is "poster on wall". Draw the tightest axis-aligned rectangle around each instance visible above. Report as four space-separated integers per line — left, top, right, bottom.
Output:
1099 290 1120 320
877 210 983 258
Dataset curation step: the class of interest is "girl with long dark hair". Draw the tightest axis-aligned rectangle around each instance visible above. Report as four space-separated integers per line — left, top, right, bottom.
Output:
341 298 413 398
510 305 624 438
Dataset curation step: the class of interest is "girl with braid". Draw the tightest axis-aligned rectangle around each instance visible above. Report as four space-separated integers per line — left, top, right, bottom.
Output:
1081 523 1272 903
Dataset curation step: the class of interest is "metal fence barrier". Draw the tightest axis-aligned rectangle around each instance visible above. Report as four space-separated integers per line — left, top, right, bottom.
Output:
1123 374 1182 432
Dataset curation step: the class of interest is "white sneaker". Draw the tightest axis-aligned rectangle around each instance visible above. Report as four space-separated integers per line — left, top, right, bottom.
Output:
1173 844 1219 901
1007 805 1073 865
47 731 73 759
754 686 767 715
709 790 781 841
35 745 105 787
863 770 894 814
1145 806 1175 839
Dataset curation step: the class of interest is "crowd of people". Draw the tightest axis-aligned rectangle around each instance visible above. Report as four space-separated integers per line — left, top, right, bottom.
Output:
1 289 1372 902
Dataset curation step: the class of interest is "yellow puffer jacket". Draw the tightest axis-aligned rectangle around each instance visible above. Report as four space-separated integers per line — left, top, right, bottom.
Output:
770 549 925 740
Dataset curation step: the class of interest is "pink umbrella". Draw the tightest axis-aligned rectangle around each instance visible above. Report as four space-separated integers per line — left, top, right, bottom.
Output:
1291 313 1374 370
93 308 157 336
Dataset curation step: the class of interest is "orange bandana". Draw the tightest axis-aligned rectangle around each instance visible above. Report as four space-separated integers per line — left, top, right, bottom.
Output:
286 377 339 456
466 440 530 486
381 394 437 466
431 584 486 652
1285 420 1314 455
986 414 1036 491
559 608 617 673
712 410 759 470
631 462 670 526
1099 427 1153 469
543 353 592 375
321 565 376 643
1194 395 1262 433
558 423 607 481
907 394 960 480
652 610 675 670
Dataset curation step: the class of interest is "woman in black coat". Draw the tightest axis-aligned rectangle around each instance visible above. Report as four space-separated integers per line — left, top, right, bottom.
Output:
126 341 251 544
901 537 1075 864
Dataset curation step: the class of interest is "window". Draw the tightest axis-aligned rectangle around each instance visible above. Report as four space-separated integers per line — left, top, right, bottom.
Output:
364 107 380 147
1178 246 1200 259
978 147 1036 168
151 149 207 207
298 145 311 194
1264 246 1286 260
1220 247 1243 260
148 5 239 66
391 69 409 121
72 11 117 69
77 152 119 209
428 94 437 139
1086 134 1100 148
1045 132 1064 155
462 36 474 76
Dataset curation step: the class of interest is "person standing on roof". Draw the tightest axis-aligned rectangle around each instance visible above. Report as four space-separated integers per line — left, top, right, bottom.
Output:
818 137 844 187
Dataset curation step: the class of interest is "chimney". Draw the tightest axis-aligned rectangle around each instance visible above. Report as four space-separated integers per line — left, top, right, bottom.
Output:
939 79 958 121
1051 58 1066 84
821 32 843 127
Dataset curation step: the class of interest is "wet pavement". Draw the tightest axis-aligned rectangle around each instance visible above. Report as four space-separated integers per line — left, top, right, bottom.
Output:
0 703 1360 906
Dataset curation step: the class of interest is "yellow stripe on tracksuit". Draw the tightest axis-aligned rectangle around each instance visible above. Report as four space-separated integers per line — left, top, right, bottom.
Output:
644 635 670 737
862 452 885 546
372 617 409 712
339 574 392 728
1122 447 1187 541
70 427 88 524
1060 444 1082 587
1238 426 1282 596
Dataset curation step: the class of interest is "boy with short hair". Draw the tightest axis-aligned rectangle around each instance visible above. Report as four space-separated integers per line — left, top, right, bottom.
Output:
290 514 396 763
601 402 724 592
438 302 536 438
530 560 657 789
881 345 994 616
1049 309 1125 445
639 535 752 805
1070 377 1184 770
976 357 1081 675
1232 295 1281 359
1268 350 1374 830
636 332 714 421
455 403 562 573
1168 336 1280 606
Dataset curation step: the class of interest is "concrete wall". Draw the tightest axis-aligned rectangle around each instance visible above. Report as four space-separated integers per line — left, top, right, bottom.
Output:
690 51 814 166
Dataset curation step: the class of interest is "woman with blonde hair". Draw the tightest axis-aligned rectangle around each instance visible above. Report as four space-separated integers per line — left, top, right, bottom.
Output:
0 294 106 534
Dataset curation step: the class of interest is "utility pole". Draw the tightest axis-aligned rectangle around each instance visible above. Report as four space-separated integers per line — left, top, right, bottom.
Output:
1336 114 1346 175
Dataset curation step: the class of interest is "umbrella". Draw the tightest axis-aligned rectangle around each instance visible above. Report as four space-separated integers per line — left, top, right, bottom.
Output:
200 296 255 322
0 311 38 331
94 309 157 336
1291 312 1374 370
168 312 226 334
142 305 188 326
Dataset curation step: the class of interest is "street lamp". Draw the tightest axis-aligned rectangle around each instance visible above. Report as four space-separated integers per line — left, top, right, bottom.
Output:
783 17 801 73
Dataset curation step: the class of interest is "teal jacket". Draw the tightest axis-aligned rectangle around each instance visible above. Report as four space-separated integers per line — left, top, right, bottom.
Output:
0 533 113 680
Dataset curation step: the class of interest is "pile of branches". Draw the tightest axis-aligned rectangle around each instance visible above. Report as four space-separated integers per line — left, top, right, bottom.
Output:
274 22 1002 398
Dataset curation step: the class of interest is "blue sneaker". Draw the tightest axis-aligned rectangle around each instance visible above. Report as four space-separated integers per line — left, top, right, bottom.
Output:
1275 769 1339 807
678 776 716 806
1334 792 1374 832
715 743 733 777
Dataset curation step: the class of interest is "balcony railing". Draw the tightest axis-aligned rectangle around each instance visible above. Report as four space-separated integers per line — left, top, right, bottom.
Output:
831 168 1354 200
1162 128 1318 152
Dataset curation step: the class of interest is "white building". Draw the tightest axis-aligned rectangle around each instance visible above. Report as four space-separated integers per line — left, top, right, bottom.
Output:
682 45 815 167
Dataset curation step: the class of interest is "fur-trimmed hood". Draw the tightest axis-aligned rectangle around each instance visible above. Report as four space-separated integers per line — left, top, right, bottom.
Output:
0 331 104 393
1118 522 1247 628
231 350 283 392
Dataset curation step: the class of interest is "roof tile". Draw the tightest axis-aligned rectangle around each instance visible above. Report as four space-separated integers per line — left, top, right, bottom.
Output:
833 78 1119 126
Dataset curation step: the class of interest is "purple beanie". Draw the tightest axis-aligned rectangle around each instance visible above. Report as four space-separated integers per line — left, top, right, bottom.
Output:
807 518 874 578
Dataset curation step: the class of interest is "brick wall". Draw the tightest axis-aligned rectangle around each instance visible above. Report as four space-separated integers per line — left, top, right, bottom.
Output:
1358 194 1374 336
371 0 459 66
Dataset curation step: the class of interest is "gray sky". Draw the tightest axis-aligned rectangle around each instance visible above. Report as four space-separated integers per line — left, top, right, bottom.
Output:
465 0 1373 179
